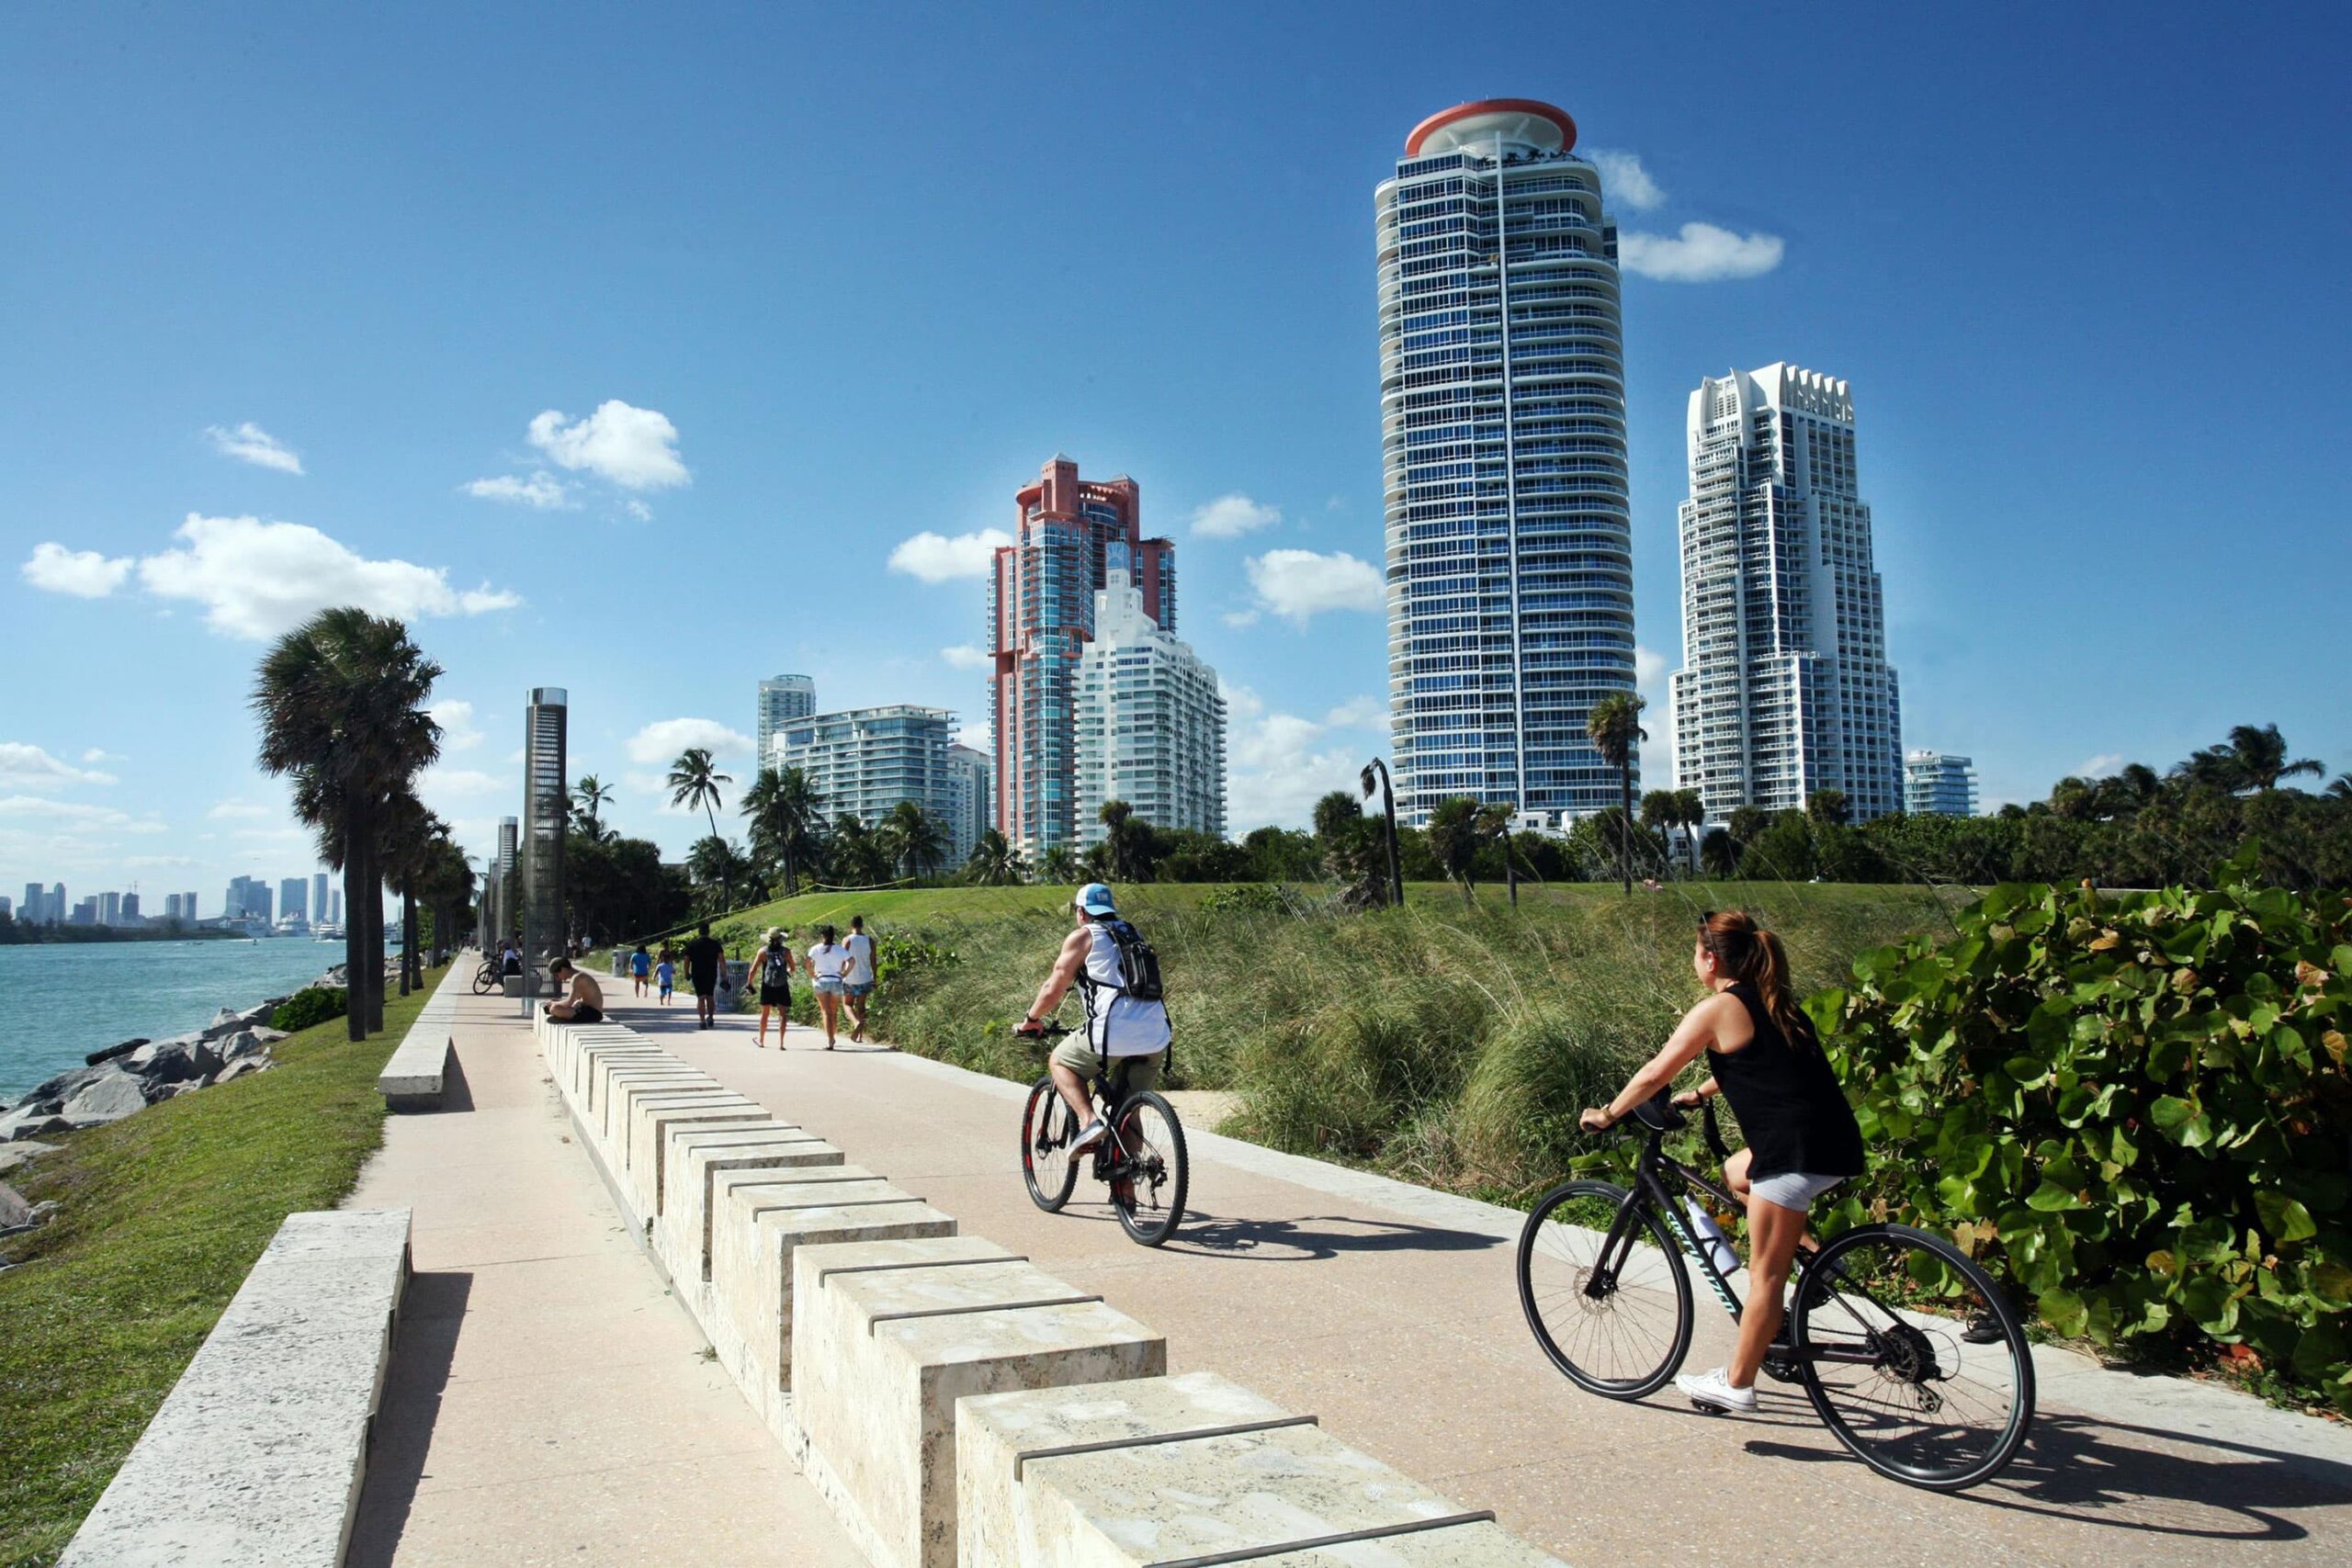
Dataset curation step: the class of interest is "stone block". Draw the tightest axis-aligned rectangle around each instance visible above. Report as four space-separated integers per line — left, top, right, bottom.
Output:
621 1091 767 1218
601 1072 721 1148
793 1241 1163 1568
62 1066 150 1127
654 1126 844 1286
377 1022 453 1112
563 1038 662 1102
707 1172 957 1406
589 1060 704 1124
958 1372 1562 1567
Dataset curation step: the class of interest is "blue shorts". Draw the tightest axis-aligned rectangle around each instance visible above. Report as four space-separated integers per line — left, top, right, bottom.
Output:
847 980 875 998
814 976 845 996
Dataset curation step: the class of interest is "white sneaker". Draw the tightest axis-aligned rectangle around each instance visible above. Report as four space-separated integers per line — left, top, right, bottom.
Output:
1068 1117 1109 1155
1676 1366 1758 1414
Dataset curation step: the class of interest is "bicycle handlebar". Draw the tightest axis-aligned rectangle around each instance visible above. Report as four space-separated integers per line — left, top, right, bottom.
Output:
1610 1089 1736 1163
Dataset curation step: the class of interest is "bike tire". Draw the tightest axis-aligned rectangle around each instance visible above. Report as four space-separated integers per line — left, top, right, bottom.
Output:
1020 1077 1080 1213
1792 1223 2036 1491
1517 1179 1694 1400
471 965 498 996
1108 1090 1189 1247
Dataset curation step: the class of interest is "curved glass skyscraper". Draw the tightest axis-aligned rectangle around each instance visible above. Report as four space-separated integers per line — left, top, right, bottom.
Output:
1377 99 1637 827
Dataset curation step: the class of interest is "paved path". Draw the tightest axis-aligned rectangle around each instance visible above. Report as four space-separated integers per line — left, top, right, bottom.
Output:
342 984 863 1567
610 992 2352 1568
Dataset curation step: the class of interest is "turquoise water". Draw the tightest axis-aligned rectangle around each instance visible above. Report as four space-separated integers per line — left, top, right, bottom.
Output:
0 940 353 1100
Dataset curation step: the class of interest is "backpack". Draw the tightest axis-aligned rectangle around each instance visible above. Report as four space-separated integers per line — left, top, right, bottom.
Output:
762 948 792 987
1102 919 1164 1004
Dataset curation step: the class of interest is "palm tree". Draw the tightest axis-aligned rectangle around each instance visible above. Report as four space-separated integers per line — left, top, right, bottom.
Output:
2227 723 2324 793
571 774 615 839
1585 694 1646 895
1805 788 1851 827
1097 800 1156 883
965 828 1029 886
666 747 731 839
740 764 826 896
686 835 752 915
378 790 441 995
416 829 476 959
1358 760 1405 907
1038 843 1080 885
881 799 947 879
1426 795 1509 907
254 607 441 1042
2329 773 2352 802
1700 827 1739 878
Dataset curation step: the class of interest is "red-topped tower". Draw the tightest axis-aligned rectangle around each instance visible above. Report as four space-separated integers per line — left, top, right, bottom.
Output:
987 456 1176 858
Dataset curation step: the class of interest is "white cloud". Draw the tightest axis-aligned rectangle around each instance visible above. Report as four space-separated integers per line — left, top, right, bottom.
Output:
418 765 503 798
1619 222 1785 283
22 542 134 598
130 513 521 639
940 644 991 670
0 795 136 826
1220 681 1381 832
1633 646 1673 785
463 471 571 509
2075 753 2126 779
430 700 483 751
1634 645 1669 694
1588 150 1666 212
1321 695 1386 731
506 748 526 765
888 529 1012 583
208 800 274 820
1243 548 1385 625
1190 493 1282 539
81 748 121 764
0 743 117 790
622 498 653 522
206 421 304 475
1221 609 1261 628
526 400 689 491
625 717 754 765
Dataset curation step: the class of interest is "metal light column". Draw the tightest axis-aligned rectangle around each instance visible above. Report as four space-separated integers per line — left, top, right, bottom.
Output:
519 689 568 998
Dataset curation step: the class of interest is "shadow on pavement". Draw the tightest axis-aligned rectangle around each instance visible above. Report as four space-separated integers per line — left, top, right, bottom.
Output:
1164 1209 1503 1262
1745 1411 2350 1540
348 1269 473 1566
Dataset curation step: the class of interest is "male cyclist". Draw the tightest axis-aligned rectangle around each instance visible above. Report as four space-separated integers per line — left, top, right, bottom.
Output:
1014 883 1169 1154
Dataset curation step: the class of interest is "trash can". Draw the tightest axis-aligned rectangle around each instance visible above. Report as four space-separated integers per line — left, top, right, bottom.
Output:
610 949 628 978
720 959 752 1012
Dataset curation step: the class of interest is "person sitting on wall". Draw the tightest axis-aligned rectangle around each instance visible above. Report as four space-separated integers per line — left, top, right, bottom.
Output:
543 957 605 1024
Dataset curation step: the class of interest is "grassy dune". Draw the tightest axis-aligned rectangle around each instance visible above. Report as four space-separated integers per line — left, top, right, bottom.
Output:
705 883 1964 1203
0 968 446 1568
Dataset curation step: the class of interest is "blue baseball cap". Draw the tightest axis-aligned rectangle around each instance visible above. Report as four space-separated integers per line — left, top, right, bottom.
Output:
1074 882 1117 916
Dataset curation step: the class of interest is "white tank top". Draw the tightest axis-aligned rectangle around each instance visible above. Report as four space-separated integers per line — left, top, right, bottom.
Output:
1080 921 1170 1057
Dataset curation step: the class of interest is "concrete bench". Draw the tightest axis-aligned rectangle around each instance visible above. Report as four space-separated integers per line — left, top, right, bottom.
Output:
619 1089 769 1219
653 1125 845 1287
956 1371 1566 1568
792 1237 1163 1568
560 1036 663 1105
591 1061 709 1126
708 1173 961 1416
378 998 458 1111
58 1209 413 1568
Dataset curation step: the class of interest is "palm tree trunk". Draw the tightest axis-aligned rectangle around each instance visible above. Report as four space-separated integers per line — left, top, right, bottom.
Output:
1619 760 1634 896
343 823 366 1043
366 856 387 1033
398 888 414 996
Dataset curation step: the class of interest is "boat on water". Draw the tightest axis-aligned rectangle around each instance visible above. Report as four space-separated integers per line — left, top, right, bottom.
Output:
314 924 345 942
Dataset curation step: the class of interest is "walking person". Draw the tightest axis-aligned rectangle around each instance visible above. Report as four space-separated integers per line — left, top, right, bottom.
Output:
752 928 795 1048
804 924 850 1049
684 920 725 1031
655 953 676 1005
842 914 876 1043
1577 909 1866 1415
630 942 652 998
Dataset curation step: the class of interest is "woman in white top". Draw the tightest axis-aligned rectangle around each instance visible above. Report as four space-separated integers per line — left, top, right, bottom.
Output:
803 924 850 1049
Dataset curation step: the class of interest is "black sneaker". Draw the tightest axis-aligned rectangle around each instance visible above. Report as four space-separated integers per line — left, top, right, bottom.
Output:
1962 1310 2006 1345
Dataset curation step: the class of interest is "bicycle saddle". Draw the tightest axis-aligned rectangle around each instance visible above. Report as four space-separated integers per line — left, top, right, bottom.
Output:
1631 1090 1685 1132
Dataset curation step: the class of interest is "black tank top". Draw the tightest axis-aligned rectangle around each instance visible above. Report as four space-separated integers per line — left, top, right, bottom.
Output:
1706 982 1865 1180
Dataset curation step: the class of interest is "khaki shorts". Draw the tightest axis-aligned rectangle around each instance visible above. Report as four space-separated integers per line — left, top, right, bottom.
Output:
1050 1036 1164 1095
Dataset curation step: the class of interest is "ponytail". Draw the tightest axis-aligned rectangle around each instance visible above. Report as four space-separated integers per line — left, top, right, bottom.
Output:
1699 910 1816 1053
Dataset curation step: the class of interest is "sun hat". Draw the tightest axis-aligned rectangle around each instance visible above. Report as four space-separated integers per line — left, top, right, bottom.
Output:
1073 883 1117 916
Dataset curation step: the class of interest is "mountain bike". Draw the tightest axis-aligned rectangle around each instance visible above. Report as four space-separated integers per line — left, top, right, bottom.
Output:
1017 1021 1189 1247
471 955 503 995
1516 1091 2034 1491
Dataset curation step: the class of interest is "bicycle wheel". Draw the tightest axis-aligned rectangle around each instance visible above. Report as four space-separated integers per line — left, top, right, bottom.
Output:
471 964 497 996
1792 1223 2035 1490
1108 1091 1189 1247
1020 1077 1080 1213
1518 1180 1693 1399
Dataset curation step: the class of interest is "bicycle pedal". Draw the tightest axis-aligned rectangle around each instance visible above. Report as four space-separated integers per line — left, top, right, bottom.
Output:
1688 1400 1725 1416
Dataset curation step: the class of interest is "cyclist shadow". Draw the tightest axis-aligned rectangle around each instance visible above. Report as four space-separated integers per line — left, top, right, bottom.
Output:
1159 1210 1502 1263
1743 1413 2350 1540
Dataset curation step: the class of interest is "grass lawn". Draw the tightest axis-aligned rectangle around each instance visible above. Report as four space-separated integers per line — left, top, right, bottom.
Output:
0 965 447 1568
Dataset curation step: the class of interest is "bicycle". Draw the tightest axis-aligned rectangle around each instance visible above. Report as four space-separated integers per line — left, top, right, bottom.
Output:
470 955 503 995
1016 1021 1190 1247
1516 1090 2034 1491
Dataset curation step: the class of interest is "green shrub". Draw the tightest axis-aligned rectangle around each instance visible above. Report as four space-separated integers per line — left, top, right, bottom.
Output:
270 986 346 1032
1816 861 2352 1410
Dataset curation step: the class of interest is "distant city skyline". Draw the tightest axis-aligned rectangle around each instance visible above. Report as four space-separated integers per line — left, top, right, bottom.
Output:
4 10 2344 891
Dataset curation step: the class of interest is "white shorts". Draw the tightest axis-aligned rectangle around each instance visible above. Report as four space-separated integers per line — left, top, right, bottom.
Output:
1749 1171 1847 1213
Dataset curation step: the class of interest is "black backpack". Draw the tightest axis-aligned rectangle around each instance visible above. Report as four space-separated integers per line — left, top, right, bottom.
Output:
1102 919 1164 1004
762 947 793 987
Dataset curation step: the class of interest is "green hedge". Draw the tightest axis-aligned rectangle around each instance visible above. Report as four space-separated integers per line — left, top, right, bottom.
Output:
1814 860 2352 1410
269 986 346 1033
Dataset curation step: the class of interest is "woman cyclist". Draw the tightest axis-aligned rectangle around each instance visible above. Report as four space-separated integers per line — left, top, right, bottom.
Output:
1579 909 1864 1414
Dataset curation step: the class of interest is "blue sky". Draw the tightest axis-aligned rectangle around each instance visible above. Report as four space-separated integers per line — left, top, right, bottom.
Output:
5 2 2346 905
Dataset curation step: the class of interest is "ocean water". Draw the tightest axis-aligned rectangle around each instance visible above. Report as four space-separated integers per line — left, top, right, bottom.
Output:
0 939 355 1100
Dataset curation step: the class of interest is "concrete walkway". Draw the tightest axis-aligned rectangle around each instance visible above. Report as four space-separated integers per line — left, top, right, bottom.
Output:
607 993 2352 1568
342 983 863 1566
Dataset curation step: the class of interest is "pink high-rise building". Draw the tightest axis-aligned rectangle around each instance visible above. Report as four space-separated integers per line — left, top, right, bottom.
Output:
987 456 1175 858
